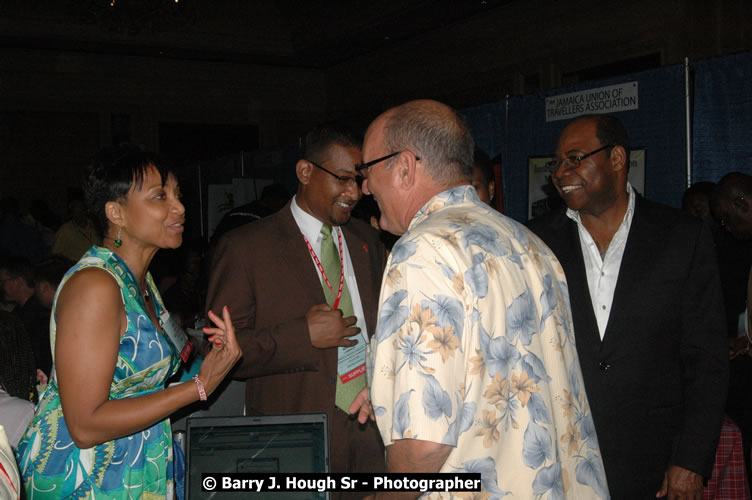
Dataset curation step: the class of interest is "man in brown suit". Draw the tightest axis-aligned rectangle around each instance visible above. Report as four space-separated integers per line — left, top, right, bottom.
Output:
206 124 386 491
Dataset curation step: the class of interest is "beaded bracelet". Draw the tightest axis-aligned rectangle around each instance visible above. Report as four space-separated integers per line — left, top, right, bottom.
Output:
193 375 207 401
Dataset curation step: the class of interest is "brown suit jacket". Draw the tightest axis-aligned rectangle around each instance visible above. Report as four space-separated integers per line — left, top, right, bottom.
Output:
207 201 386 479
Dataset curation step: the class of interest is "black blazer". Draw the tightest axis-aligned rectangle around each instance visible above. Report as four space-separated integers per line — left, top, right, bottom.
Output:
528 196 728 499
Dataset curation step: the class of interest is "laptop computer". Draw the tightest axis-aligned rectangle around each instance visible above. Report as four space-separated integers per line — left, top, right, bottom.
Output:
185 413 330 499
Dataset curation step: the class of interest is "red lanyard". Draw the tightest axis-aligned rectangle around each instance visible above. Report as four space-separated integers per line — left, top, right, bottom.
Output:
302 228 344 309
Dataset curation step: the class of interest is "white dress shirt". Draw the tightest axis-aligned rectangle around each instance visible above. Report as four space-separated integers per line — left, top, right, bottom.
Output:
290 196 369 344
566 183 636 339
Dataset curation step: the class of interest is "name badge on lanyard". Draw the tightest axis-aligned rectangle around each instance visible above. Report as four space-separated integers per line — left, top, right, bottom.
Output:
159 309 192 363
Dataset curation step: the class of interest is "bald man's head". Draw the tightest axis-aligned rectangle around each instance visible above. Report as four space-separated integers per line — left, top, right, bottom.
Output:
382 99 474 186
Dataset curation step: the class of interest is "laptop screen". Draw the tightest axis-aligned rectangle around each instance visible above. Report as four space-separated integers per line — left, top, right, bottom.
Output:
185 413 329 499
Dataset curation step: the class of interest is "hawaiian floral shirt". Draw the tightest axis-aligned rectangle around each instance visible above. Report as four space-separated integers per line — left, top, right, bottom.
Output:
368 185 609 499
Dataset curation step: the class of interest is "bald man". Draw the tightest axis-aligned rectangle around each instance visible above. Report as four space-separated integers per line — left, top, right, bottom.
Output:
355 100 607 499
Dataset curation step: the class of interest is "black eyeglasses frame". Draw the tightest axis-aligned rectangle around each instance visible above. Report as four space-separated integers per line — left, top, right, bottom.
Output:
355 151 421 178
546 144 615 174
306 158 362 187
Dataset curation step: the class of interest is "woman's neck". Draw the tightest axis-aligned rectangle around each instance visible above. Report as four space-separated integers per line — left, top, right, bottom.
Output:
103 241 158 290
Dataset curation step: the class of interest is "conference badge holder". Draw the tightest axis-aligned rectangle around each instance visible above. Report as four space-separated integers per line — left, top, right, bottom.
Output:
160 309 193 363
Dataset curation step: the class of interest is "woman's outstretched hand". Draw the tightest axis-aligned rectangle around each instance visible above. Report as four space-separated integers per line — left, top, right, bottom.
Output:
198 306 242 396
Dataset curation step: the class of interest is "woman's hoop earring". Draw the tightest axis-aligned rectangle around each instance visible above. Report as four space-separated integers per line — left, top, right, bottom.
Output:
114 227 123 248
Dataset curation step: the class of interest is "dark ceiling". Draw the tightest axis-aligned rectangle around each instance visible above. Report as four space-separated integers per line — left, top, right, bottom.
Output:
0 0 516 68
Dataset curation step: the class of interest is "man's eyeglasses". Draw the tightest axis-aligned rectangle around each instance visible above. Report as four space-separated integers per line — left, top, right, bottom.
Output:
546 144 614 174
307 159 362 188
355 151 421 178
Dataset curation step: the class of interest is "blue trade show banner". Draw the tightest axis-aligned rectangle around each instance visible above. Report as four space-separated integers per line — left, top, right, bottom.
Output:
693 52 752 183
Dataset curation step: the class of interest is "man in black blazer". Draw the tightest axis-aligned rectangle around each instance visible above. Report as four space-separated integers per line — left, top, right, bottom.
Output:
527 115 728 499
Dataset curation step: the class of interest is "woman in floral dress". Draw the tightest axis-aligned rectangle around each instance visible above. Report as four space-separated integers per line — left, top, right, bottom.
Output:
16 145 241 498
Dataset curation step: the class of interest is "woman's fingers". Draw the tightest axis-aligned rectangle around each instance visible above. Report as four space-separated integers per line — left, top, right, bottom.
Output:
220 306 239 348
198 308 242 396
204 308 229 346
207 309 224 328
211 307 241 354
202 306 241 357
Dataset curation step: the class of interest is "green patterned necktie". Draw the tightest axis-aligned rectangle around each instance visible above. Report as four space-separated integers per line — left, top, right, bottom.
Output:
319 224 365 413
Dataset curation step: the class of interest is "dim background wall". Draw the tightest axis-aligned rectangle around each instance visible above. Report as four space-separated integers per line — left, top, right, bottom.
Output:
0 48 327 215
0 0 750 218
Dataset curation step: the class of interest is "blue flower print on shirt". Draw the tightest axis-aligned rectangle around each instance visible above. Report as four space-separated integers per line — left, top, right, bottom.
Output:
393 390 414 439
504 243 524 269
460 224 508 256
397 331 430 371
443 393 476 445
499 386 520 432
527 392 552 425
482 333 521 379
521 352 552 384
419 372 452 421
437 187 467 206
558 280 576 343
470 307 481 326
506 288 538 346
576 452 609 499
539 274 557 330
522 421 553 469
421 295 465 347
390 240 417 266
509 219 530 248
437 260 457 281
580 413 599 449
376 290 408 343
458 457 510 499
464 252 489 299
532 462 565 500
568 363 582 403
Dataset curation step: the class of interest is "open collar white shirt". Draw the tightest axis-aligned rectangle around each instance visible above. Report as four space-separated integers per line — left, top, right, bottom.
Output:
290 196 369 343
566 183 636 340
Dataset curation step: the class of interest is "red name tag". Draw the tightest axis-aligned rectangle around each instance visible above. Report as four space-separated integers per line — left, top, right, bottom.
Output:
180 341 193 363
340 364 365 384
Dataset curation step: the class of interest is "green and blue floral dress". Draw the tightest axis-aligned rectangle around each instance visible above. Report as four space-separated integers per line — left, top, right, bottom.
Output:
16 246 181 499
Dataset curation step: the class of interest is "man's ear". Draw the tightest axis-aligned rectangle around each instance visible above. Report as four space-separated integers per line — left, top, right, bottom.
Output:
609 145 628 173
296 159 313 185
105 200 125 229
488 180 496 201
397 151 419 190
